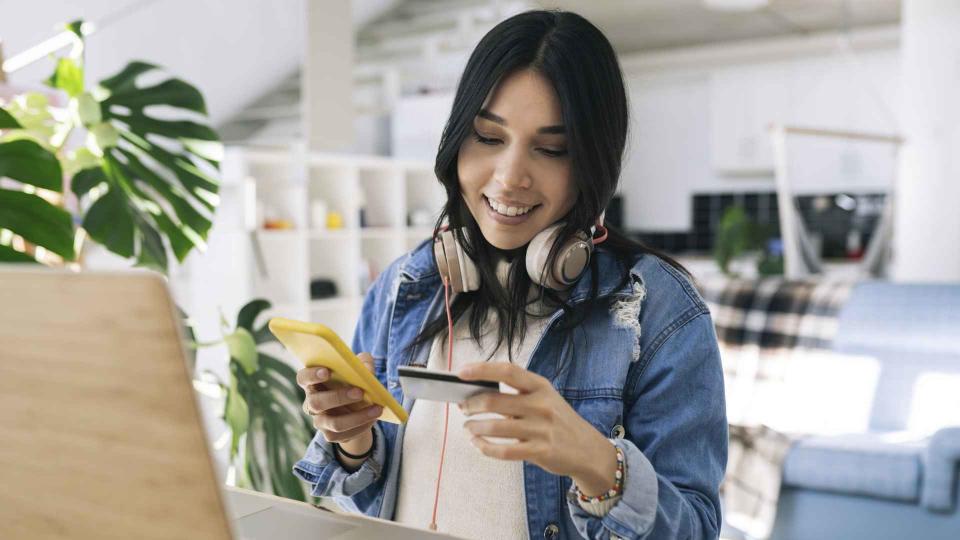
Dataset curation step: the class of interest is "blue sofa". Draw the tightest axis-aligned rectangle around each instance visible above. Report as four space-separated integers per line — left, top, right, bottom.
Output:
767 282 960 540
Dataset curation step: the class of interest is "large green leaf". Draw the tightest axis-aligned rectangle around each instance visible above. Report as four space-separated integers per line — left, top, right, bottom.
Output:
0 107 72 264
71 60 221 272
70 166 107 197
224 368 250 459
103 78 207 115
79 178 136 258
72 162 175 270
0 139 63 191
0 188 76 259
0 108 22 129
236 299 277 344
213 299 314 501
98 61 159 96
254 353 313 500
225 328 259 375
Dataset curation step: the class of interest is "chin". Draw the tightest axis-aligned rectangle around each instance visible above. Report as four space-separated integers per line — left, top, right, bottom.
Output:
478 223 535 251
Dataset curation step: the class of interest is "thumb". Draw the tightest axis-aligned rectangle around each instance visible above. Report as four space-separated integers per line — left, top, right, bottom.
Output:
357 352 375 374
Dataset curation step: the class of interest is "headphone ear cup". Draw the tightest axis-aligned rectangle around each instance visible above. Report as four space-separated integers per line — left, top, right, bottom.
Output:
434 235 450 282
554 230 592 288
440 230 466 293
526 223 564 289
526 223 592 290
458 229 481 292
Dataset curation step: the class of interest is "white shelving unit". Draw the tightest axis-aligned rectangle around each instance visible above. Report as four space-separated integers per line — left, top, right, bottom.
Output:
221 145 445 345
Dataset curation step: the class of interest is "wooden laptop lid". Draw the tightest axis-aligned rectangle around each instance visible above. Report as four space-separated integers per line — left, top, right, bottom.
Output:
0 268 233 540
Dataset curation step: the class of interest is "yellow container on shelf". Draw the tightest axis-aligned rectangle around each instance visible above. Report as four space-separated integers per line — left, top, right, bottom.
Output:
326 211 344 230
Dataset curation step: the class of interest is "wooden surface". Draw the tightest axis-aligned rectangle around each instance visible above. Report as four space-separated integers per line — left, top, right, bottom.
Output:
0 267 233 540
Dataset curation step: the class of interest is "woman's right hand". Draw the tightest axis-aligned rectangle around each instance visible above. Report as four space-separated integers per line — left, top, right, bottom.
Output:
296 352 383 448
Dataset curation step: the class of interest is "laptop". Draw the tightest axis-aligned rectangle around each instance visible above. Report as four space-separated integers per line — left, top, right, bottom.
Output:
0 267 459 540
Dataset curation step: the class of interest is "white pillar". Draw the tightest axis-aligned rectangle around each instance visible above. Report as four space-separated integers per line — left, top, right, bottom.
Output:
893 0 960 282
303 0 354 151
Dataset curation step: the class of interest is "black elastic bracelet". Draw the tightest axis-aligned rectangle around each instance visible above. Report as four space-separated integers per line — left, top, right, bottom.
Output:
333 428 375 460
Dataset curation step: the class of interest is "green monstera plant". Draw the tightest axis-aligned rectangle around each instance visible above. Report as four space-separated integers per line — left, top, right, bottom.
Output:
196 299 316 501
1 20 315 502
0 21 219 269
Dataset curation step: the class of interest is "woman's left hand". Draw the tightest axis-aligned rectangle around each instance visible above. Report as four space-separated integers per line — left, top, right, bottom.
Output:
457 362 618 496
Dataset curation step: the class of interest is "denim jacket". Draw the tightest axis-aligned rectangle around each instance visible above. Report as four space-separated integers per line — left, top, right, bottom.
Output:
293 239 727 540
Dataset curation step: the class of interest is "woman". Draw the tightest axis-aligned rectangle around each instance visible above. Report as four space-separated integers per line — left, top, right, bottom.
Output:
294 10 727 540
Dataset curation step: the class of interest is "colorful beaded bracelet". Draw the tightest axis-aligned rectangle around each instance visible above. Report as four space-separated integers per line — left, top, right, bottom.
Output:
574 444 625 503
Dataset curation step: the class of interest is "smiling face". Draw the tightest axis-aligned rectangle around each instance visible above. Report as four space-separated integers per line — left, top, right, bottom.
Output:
457 69 578 251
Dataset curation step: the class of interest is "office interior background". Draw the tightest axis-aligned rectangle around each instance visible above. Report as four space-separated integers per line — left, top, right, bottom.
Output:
2 1 959 538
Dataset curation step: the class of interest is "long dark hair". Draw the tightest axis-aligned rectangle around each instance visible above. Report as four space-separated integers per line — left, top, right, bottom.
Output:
408 10 687 361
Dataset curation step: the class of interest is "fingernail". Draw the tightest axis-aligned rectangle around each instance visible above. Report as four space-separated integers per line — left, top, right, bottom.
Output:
368 406 383 418
316 368 328 379
348 387 363 399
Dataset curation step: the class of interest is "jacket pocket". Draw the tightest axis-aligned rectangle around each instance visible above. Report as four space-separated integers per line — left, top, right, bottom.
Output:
560 389 625 440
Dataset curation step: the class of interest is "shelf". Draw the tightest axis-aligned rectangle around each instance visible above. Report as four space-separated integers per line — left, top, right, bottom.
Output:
255 228 305 237
215 146 442 347
309 228 357 239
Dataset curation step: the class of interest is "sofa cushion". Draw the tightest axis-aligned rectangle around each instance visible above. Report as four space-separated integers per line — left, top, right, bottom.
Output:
782 432 928 502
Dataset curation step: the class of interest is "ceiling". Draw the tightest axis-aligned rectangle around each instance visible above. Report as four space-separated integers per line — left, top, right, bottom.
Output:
529 0 900 52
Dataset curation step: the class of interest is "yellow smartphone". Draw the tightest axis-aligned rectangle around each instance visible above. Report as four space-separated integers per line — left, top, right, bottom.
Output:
268 317 407 424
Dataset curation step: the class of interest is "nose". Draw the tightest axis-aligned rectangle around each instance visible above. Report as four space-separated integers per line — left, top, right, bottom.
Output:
493 147 532 190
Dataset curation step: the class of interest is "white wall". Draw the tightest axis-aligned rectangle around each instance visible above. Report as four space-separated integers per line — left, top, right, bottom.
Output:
893 0 960 282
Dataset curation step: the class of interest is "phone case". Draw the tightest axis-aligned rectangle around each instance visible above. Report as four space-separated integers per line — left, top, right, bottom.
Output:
268 317 407 424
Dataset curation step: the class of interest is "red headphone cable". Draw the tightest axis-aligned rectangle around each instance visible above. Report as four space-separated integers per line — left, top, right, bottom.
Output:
429 275 455 531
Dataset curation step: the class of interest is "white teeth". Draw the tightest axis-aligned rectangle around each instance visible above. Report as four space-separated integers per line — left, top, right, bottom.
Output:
486 196 533 217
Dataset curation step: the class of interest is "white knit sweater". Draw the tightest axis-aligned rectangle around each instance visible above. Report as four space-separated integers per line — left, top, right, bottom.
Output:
394 258 555 538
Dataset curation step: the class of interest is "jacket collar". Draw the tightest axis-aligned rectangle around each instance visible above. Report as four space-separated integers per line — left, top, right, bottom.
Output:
399 239 640 304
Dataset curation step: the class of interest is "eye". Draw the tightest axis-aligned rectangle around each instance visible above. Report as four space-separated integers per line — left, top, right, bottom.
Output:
472 129 501 146
538 147 569 158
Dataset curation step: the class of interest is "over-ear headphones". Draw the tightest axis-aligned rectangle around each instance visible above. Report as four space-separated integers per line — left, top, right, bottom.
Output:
433 216 608 293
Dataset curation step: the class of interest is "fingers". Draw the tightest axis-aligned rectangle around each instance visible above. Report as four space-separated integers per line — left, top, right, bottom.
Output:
459 392 539 418
320 420 377 444
304 385 367 414
296 351 375 390
469 436 542 461
464 417 543 441
314 405 383 437
296 366 330 390
457 362 547 393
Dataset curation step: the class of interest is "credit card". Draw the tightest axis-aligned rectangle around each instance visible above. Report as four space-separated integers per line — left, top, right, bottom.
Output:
398 366 500 403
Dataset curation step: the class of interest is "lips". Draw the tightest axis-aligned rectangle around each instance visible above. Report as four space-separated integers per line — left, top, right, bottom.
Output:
482 195 538 225
484 195 538 217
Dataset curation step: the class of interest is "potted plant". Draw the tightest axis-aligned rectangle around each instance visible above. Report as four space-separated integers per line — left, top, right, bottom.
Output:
0 21 315 501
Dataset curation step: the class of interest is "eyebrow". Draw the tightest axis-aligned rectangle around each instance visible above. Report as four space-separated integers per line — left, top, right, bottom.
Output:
477 108 565 135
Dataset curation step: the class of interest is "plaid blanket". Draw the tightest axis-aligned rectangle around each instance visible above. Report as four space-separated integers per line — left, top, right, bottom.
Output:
696 276 853 540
